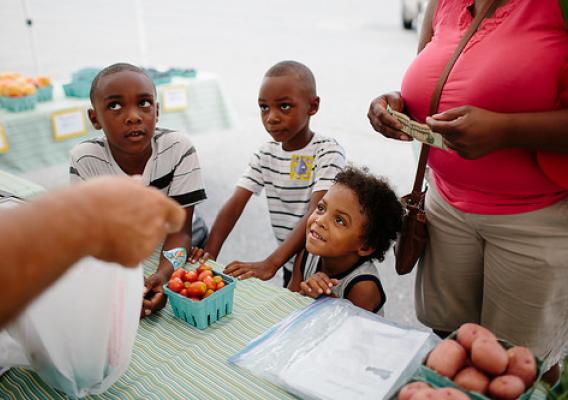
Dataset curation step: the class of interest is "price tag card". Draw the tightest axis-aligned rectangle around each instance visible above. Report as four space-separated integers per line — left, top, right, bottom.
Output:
0 124 8 154
51 108 87 142
162 85 189 112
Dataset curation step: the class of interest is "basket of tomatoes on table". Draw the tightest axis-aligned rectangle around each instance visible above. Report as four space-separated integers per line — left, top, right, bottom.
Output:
163 262 236 330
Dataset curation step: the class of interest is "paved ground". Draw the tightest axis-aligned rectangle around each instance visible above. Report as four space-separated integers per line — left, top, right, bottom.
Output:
2 0 426 329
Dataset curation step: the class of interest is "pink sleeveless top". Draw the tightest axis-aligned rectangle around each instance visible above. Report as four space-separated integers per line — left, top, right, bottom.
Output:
401 0 568 214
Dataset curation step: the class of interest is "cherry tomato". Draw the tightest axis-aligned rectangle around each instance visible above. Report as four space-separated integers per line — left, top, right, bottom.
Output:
187 281 207 297
203 276 216 290
198 270 213 281
184 270 198 283
197 263 213 274
171 268 186 281
168 277 184 293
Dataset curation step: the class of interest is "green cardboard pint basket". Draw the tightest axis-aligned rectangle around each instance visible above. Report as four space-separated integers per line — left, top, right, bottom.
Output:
36 85 53 102
1 94 37 112
63 82 91 98
163 267 236 330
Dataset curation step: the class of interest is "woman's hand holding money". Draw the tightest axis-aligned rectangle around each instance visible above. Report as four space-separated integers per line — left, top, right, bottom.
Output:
426 105 509 160
368 91 413 141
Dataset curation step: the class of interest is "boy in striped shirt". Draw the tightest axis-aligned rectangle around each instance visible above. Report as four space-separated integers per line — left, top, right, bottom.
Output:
198 61 345 287
70 63 206 317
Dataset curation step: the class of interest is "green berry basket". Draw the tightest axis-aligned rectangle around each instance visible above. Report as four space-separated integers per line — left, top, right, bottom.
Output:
1 94 38 112
63 82 91 98
163 266 236 330
168 68 197 78
37 85 54 102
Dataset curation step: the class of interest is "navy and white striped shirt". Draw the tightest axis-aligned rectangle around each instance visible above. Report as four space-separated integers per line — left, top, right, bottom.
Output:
69 128 206 208
237 134 346 270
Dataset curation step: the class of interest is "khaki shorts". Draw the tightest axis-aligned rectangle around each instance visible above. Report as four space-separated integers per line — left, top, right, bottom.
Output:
415 179 568 368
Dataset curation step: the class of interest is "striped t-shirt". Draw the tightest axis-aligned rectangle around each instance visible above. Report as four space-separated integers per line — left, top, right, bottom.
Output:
236 133 346 271
69 128 206 208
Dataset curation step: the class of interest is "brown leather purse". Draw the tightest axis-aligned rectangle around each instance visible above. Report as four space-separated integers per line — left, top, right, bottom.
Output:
395 0 499 275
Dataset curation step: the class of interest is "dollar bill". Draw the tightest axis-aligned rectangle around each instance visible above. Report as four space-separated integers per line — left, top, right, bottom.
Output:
386 105 448 151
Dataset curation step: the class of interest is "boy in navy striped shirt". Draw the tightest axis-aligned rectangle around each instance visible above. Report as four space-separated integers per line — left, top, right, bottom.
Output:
70 63 206 317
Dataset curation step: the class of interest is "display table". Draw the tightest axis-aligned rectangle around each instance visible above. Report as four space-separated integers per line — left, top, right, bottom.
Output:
0 263 312 399
0 72 237 174
0 170 313 399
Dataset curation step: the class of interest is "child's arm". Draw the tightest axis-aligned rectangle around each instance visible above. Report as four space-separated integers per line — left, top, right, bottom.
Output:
287 248 306 292
346 281 383 313
299 272 339 299
223 190 325 280
199 187 253 260
142 206 194 318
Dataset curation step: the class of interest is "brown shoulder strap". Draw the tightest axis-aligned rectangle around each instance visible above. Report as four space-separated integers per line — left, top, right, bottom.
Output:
411 0 500 198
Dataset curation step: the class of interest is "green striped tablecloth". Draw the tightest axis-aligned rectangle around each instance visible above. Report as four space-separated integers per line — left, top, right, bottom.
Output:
0 262 312 399
0 170 45 199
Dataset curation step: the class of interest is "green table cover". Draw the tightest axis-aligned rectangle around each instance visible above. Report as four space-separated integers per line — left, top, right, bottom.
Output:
0 73 237 174
0 262 312 399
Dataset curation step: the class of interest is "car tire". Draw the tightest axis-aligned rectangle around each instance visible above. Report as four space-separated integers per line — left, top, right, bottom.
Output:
402 18 413 30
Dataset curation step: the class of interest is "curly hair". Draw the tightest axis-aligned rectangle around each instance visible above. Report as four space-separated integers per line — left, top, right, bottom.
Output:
334 165 403 262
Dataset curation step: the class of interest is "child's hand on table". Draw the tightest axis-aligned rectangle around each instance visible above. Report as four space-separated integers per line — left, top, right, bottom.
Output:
299 272 339 299
141 273 167 318
223 260 278 281
188 246 211 265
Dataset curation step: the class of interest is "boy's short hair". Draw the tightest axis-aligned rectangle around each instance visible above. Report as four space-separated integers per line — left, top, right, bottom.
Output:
265 60 316 97
90 63 154 104
334 165 403 262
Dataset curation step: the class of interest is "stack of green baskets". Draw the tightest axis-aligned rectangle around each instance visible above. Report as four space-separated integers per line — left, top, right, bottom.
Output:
63 68 100 98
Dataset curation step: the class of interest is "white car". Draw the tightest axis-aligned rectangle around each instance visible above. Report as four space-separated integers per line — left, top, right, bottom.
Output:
401 0 429 30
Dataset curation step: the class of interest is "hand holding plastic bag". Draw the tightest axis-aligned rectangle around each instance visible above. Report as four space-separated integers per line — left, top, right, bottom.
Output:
0 257 143 398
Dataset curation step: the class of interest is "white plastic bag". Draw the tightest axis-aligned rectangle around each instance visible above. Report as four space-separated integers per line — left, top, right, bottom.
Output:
0 257 143 398
230 298 440 400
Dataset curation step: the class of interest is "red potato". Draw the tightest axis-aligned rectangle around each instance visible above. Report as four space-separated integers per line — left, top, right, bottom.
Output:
488 375 526 400
471 338 508 376
456 323 497 352
426 340 467 379
409 388 438 400
398 382 432 400
435 388 470 400
453 366 490 394
505 346 537 387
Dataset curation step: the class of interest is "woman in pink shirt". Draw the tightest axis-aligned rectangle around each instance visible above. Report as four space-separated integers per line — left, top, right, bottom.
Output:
368 0 568 379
